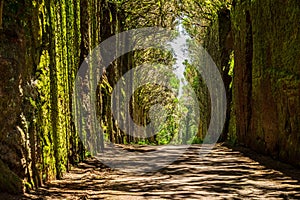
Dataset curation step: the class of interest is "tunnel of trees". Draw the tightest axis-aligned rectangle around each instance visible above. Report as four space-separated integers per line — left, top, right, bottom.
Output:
0 0 299 195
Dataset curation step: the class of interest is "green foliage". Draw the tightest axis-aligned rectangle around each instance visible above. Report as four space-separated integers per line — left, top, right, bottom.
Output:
0 0 245 192
2 0 87 186
188 137 203 144
179 0 232 40
85 151 92 158
228 52 234 89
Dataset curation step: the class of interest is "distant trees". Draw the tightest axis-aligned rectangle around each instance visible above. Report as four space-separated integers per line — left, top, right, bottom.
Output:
0 0 235 193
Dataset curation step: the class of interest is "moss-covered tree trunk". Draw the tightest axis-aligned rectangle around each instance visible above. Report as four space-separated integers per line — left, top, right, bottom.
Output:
0 0 113 192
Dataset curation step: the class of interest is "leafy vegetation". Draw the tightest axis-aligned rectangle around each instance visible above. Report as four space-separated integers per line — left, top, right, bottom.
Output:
1 0 299 194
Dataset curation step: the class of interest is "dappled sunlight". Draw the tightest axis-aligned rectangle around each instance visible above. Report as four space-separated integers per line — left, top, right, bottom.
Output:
1 0 299 198
20 144 300 199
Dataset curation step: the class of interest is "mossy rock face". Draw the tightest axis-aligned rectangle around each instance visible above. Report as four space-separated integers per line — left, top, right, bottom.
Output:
232 0 300 167
0 26 28 191
0 159 23 194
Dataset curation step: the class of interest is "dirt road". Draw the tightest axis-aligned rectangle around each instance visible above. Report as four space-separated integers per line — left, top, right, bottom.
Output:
3 144 300 199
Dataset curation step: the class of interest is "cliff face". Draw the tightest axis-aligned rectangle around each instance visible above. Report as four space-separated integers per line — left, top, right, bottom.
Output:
0 0 83 193
0 0 119 193
0 0 299 195
232 0 300 166
0 23 26 194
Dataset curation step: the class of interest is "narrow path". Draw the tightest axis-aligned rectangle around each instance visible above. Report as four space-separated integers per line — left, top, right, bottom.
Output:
5 144 300 199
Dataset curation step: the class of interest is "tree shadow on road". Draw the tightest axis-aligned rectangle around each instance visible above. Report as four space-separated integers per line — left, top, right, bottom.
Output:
2 144 300 199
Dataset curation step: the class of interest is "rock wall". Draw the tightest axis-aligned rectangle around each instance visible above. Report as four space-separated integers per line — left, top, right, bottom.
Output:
232 0 300 167
0 0 101 193
0 2 32 193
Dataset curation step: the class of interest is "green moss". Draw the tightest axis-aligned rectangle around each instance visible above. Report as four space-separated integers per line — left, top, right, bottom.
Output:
232 0 300 167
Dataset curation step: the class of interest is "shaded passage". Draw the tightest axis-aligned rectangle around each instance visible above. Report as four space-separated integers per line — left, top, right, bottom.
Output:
7 145 300 199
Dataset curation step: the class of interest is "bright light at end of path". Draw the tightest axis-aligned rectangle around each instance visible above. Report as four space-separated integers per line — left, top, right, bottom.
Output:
72 27 227 173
